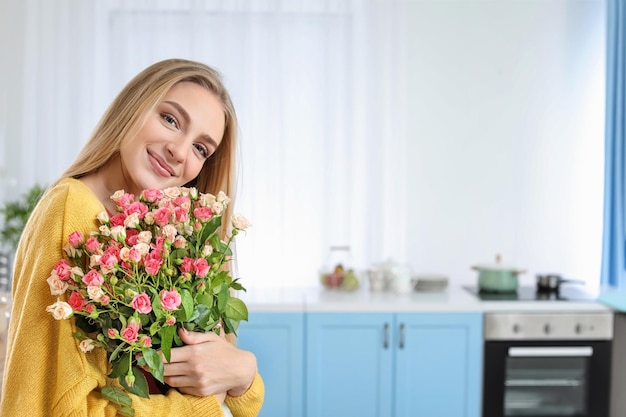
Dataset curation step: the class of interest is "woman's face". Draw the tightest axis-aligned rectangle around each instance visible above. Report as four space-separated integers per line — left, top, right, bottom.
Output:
119 81 226 194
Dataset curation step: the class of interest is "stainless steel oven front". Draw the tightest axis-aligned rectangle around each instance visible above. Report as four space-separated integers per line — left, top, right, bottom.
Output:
482 312 613 417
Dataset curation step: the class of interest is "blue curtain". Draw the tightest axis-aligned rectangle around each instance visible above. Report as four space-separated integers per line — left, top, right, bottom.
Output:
601 0 626 287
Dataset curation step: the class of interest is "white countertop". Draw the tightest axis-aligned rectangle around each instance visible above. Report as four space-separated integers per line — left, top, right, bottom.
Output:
239 285 613 314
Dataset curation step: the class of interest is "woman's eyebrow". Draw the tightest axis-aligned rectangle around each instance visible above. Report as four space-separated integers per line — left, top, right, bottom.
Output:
164 100 219 149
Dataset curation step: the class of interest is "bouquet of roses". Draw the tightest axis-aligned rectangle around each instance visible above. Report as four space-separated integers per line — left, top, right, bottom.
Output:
45 186 251 416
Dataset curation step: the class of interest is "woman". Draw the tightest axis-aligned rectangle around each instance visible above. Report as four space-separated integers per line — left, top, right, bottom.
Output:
0 59 264 416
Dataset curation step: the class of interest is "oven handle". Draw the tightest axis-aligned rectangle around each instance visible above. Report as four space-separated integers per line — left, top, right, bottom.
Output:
508 346 593 357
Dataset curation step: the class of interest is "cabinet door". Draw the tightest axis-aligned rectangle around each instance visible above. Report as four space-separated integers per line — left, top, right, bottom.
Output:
394 313 482 417
237 312 304 417
306 312 394 417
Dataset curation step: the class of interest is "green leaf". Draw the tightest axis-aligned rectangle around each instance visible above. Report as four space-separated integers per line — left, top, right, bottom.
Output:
119 405 136 417
159 325 176 363
224 297 248 321
109 342 126 363
108 353 131 378
199 216 222 243
181 289 194 321
101 385 133 407
119 366 149 399
149 321 160 336
142 348 164 383
196 293 213 309
217 284 229 311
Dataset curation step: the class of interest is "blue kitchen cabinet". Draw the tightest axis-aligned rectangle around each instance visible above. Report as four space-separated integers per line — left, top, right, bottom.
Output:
306 313 394 417
394 313 482 417
237 312 305 417
306 312 482 417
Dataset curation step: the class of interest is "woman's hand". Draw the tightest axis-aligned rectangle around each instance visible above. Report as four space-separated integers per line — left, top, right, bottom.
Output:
162 328 257 398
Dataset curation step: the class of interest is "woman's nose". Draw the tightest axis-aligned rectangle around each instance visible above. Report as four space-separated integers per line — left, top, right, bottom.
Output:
165 142 186 164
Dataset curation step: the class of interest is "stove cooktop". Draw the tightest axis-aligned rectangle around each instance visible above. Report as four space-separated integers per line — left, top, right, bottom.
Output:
463 285 598 301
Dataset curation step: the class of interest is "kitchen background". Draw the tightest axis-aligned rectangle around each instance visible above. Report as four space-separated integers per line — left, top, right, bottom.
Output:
0 0 607 290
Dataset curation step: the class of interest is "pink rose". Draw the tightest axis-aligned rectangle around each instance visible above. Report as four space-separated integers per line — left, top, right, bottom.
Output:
179 257 195 273
131 293 152 314
124 202 149 219
99 252 117 274
174 206 189 223
194 258 210 277
68 231 84 248
121 322 139 343
84 237 101 254
107 328 118 338
160 289 181 311
82 270 104 287
144 256 163 276
53 259 72 281
109 213 126 227
128 247 141 263
165 316 176 326
116 193 135 209
193 207 213 222
140 336 152 348
68 291 87 311
154 207 172 227
125 229 139 246
142 189 164 202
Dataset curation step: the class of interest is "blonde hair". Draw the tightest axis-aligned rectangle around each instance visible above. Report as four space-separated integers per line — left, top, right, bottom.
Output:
59 58 238 229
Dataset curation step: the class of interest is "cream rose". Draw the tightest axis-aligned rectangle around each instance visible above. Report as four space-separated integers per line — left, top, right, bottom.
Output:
46 273 69 295
46 299 73 320
232 214 252 230
79 338 95 353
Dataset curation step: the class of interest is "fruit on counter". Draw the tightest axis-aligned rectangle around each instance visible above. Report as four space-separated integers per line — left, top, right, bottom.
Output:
341 269 359 290
320 265 360 291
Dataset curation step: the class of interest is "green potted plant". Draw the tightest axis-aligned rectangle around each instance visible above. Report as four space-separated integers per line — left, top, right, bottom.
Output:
0 184 46 290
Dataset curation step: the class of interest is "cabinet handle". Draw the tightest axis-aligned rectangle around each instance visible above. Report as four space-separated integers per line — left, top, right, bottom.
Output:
399 323 405 349
383 322 390 349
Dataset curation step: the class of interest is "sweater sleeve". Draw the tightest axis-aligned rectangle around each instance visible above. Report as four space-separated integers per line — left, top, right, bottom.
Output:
0 179 264 417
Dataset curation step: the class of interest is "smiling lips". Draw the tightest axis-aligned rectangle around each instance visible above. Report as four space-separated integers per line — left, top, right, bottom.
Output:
148 151 175 177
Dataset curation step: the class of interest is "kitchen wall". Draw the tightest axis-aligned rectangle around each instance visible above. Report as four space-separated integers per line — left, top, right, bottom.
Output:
403 0 606 287
0 0 607 289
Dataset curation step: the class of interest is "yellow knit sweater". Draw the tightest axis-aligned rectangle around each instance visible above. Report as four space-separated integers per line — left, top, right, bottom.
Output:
0 178 264 417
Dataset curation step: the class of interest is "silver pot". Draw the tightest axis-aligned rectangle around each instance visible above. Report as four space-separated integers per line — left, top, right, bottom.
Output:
536 274 585 292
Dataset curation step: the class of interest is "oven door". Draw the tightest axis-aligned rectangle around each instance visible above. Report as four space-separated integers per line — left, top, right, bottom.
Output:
483 340 611 417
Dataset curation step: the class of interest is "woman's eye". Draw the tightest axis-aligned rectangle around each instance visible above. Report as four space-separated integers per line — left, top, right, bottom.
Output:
162 113 178 128
193 143 210 159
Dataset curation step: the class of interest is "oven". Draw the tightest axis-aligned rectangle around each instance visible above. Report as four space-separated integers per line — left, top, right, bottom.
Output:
482 312 613 417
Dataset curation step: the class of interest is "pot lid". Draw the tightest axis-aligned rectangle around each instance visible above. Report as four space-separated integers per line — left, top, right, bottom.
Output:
473 254 520 271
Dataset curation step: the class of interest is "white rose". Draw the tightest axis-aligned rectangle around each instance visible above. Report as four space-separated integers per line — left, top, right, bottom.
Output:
87 285 104 301
63 244 81 258
138 231 152 244
110 225 126 242
46 299 73 320
124 212 140 229
134 242 150 257
110 189 125 203
79 338 95 353
143 212 155 225
119 247 130 262
161 224 178 241
89 254 102 269
96 210 110 224
199 193 216 207
163 187 181 198
71 266 84 279
211 202 224 215
46 273 68 295
201 244 214 257
98 225 111 237
217 191 231 206
232 214 251 230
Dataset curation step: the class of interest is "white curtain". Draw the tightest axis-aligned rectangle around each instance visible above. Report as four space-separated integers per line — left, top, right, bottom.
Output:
0 0 407 289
